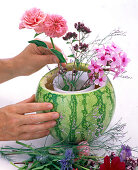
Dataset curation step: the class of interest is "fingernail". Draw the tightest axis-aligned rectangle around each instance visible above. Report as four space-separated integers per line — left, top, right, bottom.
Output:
47 103 53 109
52 112 59 119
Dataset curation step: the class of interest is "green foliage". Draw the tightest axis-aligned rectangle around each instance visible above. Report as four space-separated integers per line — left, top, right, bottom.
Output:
28 40 48 48
67 54 75 58
50 49 66 63
62 84 70 91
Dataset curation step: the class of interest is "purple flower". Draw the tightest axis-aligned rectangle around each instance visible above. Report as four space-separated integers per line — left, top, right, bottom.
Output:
60 149 74 170
63 32 77 40
73 44 79 51
120 145 132 162
65 149 74 160
74 22 91 34
79 43 89 52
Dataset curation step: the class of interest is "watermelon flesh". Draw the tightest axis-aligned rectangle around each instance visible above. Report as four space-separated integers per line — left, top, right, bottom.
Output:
36 63 116 143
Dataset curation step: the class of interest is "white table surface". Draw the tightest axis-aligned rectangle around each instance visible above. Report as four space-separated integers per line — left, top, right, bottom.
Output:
0 0 138 169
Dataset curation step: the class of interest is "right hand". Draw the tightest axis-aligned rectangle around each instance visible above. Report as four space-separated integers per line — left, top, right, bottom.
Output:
13 41 66 77
0 95 59 141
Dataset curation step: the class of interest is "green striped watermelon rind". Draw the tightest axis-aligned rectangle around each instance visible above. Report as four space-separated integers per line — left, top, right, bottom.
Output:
36 63 116 144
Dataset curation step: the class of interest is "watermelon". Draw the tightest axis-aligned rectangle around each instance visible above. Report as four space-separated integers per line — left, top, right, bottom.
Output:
36 63 116 143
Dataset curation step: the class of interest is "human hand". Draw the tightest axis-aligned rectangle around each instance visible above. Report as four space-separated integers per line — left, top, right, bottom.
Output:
0 95 59 141
13 41 66 77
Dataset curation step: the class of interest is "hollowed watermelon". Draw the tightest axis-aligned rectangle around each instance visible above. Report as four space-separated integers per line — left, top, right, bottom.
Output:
36 63 116 143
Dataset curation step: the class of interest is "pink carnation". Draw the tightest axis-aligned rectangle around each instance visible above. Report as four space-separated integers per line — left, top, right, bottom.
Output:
19 8 46 29
42 14 68 38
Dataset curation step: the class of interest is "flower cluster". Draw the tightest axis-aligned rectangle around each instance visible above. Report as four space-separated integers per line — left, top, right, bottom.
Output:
63 32 77 40
88 43 130 87
74 22 91 34
19 8 130 91
19 8 68 38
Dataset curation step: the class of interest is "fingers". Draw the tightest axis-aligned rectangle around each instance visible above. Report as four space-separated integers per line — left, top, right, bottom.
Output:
23 112 59 124
20 120 56 133
14 102 53 114
16 95 35 104
18 130 50 140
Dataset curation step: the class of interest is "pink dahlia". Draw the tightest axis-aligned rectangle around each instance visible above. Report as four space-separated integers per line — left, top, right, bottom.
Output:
42 14 68 38
19 8 46 29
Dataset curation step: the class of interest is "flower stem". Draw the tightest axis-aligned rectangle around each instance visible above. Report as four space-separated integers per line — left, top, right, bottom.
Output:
50 37 55 49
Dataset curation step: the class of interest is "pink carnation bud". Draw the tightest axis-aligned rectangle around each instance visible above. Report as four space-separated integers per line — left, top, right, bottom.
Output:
77 141 90 156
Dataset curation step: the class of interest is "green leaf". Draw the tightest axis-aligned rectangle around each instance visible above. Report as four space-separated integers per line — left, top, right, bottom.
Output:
72 39 78 43
88 70 91 73
67 54 75 58
50 49 66 63
62 84 70 91
28 40 48 49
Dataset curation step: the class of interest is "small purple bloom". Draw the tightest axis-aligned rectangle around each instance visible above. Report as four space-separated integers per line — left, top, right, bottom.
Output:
65 149 74 160
120 145 132 162
74 22 91 34
73 44 79 51
60 149 74 170
63 32 77 40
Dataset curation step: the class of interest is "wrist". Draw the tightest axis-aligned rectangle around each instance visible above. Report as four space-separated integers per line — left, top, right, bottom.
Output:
0 58 19 83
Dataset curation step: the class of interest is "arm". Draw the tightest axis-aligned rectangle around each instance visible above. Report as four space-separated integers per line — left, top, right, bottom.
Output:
0 58 18 83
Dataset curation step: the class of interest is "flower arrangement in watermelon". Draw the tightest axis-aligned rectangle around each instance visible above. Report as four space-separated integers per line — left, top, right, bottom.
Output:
19 8 131 144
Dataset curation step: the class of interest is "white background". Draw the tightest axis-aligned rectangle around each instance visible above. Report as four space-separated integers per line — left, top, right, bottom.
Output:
0 0 138 169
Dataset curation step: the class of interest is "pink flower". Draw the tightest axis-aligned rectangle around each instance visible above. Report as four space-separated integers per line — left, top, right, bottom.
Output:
111 66 125 79
19 8 46 29
97 54 110 66
77 141 90 156
42 14 68 38
120 52 130 67
110 54 121 68
111 42 122 53
95 75 107 87
88 59 101 73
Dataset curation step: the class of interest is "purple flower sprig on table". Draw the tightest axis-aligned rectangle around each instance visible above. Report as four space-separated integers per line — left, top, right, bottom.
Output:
60 148 74 170
119 145 132 162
